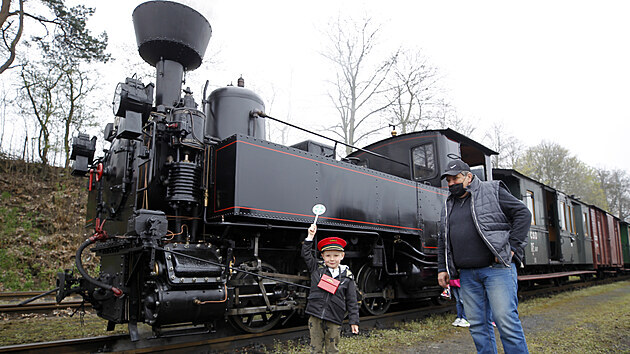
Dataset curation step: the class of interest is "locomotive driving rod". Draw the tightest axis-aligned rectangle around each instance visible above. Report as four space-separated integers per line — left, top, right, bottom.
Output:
155 246 310 290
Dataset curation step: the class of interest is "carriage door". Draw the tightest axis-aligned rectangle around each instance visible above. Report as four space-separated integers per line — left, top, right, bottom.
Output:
545 188 561 262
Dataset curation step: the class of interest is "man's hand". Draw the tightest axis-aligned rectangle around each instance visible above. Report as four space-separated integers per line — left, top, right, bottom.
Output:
351 324 359 334
438 271 449 288
495 250 516 263
306 224 316 240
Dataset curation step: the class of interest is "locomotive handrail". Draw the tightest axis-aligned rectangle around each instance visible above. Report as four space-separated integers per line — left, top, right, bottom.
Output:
395 250 438 266
250 110 409 167
203 221 381 235
156 246 311 290
395 239 438 259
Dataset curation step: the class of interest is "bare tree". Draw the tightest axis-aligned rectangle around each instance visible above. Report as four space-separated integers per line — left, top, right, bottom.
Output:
0 82 8 149
384 49 442 134
57 61 99 167
426 99 475 137
11 0 108 167
483 122 524 168
19 62 61 166
321 16 398 155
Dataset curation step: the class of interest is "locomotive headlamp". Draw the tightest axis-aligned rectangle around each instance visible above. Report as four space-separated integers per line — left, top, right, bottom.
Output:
113 78 154 139
70 133 96 176
112 77 154 119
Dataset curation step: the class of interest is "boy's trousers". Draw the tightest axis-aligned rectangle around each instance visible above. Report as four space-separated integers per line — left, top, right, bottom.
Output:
308 316 341 353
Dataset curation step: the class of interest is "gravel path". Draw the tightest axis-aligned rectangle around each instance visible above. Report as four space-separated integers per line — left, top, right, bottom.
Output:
400 282 630 353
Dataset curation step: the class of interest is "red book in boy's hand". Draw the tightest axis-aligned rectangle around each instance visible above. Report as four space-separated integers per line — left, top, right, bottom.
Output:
317 274 340 294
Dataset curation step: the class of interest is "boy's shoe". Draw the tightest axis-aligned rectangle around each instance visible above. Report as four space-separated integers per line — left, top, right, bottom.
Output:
452 318 461 326
459 319 470 327
491 322 496 327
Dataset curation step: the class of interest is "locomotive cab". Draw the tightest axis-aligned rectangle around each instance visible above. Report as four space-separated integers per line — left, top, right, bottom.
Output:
346 128 497 187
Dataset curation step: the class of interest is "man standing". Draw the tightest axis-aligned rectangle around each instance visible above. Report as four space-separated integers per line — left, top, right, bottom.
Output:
437 160 530 354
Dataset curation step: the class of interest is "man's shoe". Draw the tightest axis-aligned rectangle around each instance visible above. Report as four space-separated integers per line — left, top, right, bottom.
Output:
452 318 461 326
459 319 470 327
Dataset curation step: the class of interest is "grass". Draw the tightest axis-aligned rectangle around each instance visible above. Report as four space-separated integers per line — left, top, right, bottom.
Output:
269 312 468 354
0 205 43 290
0 312 128 346
0 160 93 291
270 281 630 353
521 282 630 353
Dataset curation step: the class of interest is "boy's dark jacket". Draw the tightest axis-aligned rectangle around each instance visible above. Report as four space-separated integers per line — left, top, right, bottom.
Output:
301 240 360 326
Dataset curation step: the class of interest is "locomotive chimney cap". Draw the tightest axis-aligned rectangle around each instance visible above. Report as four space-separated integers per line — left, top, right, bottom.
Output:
132 1 212 70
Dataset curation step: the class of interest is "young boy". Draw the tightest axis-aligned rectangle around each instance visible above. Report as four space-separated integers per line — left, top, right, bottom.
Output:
302 224 359 353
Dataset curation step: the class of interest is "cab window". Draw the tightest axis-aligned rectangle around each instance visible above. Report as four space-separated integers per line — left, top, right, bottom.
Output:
412 143 436 180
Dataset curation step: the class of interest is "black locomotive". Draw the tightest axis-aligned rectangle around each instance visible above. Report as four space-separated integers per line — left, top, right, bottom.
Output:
58 1 487 338
61 0 627 341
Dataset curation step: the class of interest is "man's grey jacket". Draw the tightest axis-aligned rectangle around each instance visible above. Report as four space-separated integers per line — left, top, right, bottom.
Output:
438 176 531 278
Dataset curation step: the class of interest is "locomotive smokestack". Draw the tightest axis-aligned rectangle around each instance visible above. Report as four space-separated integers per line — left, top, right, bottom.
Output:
132 1 212 107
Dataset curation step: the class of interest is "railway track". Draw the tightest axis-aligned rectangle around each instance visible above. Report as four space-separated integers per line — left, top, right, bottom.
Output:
1 276 627 353
0 290 89 317
0 291 52 301
0 301 89 316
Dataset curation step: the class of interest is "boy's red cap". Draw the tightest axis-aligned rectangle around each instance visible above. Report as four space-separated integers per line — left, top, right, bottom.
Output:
317 237 347 252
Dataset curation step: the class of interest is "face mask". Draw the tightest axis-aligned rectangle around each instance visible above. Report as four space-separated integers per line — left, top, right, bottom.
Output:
449 183 466 197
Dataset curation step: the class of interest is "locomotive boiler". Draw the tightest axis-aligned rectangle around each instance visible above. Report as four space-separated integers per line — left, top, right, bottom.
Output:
58 0 499 339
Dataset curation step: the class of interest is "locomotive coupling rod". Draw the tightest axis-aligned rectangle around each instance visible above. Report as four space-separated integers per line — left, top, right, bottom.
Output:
250 110 409 167
156 247 310 290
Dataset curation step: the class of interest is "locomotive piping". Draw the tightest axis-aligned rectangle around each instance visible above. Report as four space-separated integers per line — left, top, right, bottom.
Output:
193 284 228 304
75 238 123 297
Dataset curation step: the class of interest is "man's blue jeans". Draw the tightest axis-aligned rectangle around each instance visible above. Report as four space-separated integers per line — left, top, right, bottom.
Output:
459 262 528 354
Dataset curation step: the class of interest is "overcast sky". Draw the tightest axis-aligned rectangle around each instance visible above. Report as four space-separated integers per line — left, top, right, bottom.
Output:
88 0 630 172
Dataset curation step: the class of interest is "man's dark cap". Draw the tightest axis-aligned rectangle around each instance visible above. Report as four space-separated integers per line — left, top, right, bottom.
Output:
440 159 471 179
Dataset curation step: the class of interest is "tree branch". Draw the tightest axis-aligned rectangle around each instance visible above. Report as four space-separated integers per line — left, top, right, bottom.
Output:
0 0 23 75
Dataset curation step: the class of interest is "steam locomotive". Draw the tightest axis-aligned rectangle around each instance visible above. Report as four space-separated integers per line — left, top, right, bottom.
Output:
58 0 630 341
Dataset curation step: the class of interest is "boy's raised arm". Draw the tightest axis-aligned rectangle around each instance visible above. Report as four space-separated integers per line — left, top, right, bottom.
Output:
301 224 318 272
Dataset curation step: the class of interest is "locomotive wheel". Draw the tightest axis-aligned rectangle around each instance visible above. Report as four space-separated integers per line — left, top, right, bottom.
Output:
228 262 283 333
357 264 392 315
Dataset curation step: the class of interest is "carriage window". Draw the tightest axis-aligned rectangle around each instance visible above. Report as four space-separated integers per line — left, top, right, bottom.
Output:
412 143 436 180
525 190 535 225
560 201 567 230
582 211 589 237
568 205 575 233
